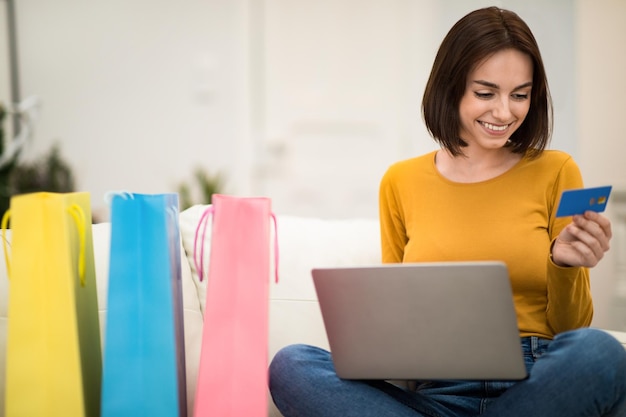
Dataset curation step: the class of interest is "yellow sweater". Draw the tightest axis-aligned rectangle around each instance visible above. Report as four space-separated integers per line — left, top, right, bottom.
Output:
379 150 593 339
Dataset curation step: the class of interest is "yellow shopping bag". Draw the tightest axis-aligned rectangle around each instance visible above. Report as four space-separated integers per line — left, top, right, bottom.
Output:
1 192 102 417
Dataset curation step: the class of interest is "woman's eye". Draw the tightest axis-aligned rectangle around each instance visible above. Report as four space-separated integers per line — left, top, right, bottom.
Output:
512 93 529 100
474 92 493 99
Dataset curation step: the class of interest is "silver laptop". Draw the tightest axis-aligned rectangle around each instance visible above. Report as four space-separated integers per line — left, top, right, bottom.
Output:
312 261 527 381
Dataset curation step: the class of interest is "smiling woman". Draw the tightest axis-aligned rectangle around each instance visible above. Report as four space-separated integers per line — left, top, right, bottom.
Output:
422 13 551 160
269 6 626 417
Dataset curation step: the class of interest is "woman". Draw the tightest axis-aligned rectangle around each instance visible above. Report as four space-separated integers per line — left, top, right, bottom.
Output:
269 7 626 416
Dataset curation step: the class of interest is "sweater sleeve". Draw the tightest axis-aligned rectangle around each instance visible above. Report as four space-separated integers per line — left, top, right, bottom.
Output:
379 166 407 264
545 157 594 334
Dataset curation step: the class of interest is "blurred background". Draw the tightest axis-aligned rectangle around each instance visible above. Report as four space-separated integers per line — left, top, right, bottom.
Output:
0 0 625 329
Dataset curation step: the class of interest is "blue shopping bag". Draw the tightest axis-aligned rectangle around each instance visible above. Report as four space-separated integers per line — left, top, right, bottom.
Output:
101 193 186 417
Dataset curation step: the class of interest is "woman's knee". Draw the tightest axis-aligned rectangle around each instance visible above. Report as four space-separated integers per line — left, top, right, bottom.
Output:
271 344 328 369
554 328 626 380
269 344 334 412
269 344 332 386
556 328 625 354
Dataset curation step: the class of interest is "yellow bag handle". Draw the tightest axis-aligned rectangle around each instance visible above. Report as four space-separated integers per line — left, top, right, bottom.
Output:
1 204 86 285
67 203 87 286
2 209 11 279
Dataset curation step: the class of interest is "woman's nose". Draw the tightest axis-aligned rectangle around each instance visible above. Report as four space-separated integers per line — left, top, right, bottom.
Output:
492 98 512 121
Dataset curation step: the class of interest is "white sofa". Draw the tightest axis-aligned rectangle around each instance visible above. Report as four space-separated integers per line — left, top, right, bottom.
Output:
0 203 625 417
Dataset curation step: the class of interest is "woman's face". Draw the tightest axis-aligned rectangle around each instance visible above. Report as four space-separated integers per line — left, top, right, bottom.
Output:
458 48 533 152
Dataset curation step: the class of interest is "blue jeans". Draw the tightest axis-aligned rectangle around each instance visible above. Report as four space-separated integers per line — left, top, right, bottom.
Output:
269 328 626 416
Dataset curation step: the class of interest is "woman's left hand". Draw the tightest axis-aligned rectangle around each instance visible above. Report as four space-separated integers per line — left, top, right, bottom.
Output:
551 211 612 268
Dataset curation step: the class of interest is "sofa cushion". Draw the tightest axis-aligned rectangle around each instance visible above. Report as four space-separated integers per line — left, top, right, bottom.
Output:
179 204 382 313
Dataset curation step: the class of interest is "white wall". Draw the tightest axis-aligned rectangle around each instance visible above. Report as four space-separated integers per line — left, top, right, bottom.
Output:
9 0 253 220
577 0 626 189
576 0 626 330
4 0 580 219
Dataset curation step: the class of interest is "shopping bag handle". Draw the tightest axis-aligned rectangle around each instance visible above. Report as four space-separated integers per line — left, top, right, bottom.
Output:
1 209 11 278
0 205 86 284
193 206 279 283
67 204 87 286
193 206 212 283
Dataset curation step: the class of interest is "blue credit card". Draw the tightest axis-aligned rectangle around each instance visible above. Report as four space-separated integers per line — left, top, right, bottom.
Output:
556 185 612 217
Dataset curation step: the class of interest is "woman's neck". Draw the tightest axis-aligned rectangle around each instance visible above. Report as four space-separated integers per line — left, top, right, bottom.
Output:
435 147 523 183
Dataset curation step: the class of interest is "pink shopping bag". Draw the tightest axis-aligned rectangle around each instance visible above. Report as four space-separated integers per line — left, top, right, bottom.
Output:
193 194 278 417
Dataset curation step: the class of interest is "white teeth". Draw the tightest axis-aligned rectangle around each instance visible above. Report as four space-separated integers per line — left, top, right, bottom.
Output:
481 122 508 131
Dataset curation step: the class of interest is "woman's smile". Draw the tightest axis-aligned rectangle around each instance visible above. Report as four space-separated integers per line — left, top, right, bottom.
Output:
478 121 513 134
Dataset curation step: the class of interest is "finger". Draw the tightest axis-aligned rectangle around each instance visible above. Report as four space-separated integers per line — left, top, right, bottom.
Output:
583 211 613 239
573 215 611 251
565 224 607 260
555 232 603 267
553 232 595 267
567 239 604 267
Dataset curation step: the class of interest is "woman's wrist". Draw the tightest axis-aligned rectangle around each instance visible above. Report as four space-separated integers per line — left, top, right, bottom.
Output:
550 239 572 268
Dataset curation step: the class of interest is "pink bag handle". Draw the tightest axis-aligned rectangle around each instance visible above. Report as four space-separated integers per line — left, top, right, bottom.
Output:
193 206 279 283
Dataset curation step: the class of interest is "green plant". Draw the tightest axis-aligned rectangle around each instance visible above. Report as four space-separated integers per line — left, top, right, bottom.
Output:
0 99 75 217
177 168 224 210
9 143 75 196
0 103 21 215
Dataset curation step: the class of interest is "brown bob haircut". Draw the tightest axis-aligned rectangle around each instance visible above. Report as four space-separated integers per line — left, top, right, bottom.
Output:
422 7 553 158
